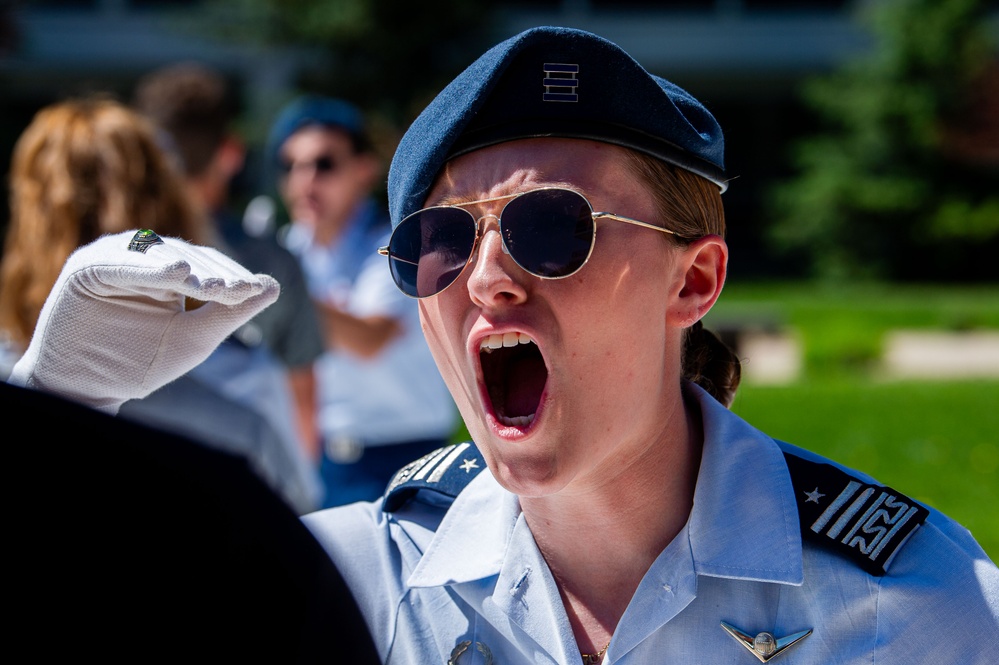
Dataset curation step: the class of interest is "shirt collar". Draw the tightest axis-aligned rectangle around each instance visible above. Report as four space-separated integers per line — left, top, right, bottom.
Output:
686 383 803 585
407 468 519 587
407 383 803 588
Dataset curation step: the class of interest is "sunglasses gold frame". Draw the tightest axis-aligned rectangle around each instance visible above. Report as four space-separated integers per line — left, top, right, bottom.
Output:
377 187 685 298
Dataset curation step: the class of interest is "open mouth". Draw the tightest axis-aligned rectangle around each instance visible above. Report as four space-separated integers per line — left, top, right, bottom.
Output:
479 332 548 428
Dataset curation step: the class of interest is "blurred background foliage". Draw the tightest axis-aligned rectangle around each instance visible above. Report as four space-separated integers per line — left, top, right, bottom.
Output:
200 0 495 142
769 0 998 281
196 0 998 281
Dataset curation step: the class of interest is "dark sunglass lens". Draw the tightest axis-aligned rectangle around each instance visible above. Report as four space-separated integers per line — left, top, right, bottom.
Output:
314 156 336 173
388 208 476 297
502 189 593 278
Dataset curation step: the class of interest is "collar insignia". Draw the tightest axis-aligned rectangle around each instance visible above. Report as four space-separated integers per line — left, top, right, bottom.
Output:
721 622 811 662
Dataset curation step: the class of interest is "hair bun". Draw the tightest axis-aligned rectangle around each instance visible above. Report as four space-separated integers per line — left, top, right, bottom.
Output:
683 320 741 407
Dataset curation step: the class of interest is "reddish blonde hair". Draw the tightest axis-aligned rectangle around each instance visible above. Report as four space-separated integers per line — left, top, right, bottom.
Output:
0 97 206 348
625 151 741 407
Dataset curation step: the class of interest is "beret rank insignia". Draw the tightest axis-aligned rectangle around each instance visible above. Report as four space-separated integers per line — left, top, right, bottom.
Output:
542 63 579 102
783 451 929 575
383 442 486 513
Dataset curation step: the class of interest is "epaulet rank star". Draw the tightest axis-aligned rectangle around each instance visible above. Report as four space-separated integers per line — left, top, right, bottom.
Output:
782 449 929 576
382 442 486 512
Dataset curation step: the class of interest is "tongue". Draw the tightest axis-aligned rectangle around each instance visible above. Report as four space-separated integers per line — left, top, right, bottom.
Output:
503 354 546 417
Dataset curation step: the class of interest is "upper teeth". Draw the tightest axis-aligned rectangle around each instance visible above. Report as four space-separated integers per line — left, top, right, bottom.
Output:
480 332 535 352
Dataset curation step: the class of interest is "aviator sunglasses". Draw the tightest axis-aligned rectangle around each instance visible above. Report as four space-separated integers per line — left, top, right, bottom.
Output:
378 187 686 298
277 154 339 177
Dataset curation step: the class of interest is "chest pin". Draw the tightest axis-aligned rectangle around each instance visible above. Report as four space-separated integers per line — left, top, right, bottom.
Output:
448 640 494 665
721 621 812 662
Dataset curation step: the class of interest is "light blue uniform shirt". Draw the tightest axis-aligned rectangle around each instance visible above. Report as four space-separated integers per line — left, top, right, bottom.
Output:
304 384 999 663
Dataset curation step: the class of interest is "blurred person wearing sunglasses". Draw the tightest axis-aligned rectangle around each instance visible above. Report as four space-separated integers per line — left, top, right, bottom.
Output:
267 96 458 508
11 27 997 664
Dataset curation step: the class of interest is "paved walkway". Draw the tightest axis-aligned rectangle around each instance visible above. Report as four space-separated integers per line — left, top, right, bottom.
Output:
882 331 999 379
737 330 999 384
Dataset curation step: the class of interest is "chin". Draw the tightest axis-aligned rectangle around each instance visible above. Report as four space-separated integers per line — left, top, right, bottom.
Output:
479 440 571 499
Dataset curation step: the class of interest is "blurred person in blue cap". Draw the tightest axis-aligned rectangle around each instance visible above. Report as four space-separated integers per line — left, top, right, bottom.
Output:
267 95 457 507
11 26 997 664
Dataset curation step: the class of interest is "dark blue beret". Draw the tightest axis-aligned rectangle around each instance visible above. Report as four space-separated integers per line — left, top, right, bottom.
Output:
388 26 727 226
266 95 367 167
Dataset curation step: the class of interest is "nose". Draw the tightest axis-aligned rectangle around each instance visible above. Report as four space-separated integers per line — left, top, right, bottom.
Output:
288 164 320 185
282 167 313 199
466 218 528 307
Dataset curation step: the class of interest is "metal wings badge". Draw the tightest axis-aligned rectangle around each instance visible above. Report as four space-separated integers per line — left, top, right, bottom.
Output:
721 621 812 662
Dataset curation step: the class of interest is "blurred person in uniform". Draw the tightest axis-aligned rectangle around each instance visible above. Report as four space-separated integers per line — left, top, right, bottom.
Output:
133 63 326 466
4 383 379 664
0 98 318 513
268 96 457 507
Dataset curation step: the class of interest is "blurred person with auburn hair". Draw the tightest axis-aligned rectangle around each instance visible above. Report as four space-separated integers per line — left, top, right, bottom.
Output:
0 97 203 360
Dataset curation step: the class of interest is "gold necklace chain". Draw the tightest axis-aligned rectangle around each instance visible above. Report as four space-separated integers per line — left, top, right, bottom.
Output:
581 641 610 664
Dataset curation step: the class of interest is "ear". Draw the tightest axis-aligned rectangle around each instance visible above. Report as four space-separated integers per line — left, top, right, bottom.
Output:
215 135 246 179
353 152 382 191
667 234 727 328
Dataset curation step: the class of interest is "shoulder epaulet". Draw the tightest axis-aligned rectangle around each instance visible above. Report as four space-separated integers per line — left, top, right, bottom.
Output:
782 450 929 576
382 442 486 513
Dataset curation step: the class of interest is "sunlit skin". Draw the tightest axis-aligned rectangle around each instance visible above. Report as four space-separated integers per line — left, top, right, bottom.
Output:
416 138 728 652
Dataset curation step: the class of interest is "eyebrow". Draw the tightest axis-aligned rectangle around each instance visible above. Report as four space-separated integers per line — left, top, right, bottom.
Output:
429 182 583 208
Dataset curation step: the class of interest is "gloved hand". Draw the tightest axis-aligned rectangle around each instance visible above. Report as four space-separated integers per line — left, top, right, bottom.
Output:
9 230 280 414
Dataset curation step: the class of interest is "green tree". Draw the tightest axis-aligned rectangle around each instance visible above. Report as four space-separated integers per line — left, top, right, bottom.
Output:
769 0 999 281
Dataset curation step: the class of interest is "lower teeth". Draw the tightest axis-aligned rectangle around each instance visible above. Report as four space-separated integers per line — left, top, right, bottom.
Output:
498 413 535 427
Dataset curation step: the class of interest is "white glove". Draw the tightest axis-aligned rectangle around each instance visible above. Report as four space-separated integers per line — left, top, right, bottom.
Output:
9 230 280 415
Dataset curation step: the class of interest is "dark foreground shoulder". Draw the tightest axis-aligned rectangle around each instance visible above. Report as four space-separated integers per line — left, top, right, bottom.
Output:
4 381 378 664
